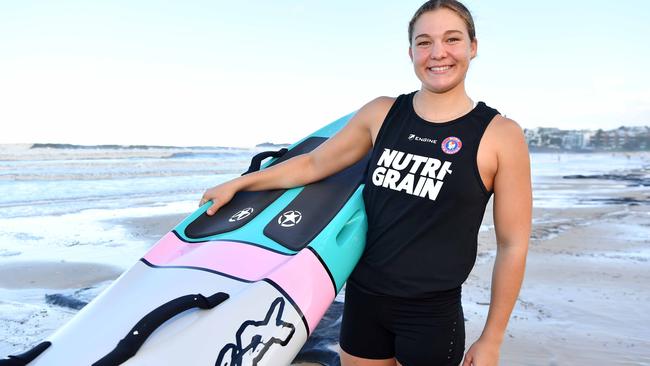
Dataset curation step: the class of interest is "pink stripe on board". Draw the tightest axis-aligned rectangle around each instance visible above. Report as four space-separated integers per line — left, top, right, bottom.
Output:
267 250 335 333
143 232 291 281
143 232 335 332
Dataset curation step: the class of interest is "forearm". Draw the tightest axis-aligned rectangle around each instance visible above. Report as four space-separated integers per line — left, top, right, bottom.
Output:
230 154 316 191
479 243 528 345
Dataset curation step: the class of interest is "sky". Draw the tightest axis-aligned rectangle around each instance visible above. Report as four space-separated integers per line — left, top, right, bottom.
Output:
1 0 649 147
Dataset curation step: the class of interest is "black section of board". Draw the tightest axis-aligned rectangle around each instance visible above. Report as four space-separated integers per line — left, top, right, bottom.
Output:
93 293 228 366
184 137 326 239
0 342 51 366
264 154 370 251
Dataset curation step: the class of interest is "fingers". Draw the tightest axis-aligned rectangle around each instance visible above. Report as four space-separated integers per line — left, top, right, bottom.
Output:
462 354 472 366
199 184 234 216
199 194 211 207
199 191 221 216
206 199 221 216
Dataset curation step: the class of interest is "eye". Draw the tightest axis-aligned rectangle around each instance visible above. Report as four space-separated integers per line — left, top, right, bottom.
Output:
417 41 431 47
446 37 461 43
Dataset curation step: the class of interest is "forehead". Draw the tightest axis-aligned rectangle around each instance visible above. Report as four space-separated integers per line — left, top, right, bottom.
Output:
412 8 469 37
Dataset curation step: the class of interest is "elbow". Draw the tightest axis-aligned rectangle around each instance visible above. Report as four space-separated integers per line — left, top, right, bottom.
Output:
496 239 529 259
301 153 319 185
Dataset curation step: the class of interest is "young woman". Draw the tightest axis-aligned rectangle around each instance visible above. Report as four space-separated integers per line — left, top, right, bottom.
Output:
200 1 532 365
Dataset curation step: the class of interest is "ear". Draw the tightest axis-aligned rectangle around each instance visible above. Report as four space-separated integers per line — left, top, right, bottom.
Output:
408 46 414 63
470 38 478 59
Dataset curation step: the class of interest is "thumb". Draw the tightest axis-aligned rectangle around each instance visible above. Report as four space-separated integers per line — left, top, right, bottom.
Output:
462 353 473 366
206 199 222 216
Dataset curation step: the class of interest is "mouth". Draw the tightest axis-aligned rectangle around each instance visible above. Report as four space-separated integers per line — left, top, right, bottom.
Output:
427 65 453 74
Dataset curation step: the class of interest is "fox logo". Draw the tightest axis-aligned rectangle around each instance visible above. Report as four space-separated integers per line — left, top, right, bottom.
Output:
215 297 296 366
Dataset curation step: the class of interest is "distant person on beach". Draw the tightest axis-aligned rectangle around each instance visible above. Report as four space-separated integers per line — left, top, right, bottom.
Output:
200 1 532 365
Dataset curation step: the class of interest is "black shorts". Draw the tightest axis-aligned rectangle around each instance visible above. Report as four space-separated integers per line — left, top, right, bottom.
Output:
339 281 465 366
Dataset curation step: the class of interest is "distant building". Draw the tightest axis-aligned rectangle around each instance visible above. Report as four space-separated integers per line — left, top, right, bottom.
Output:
524 128 542 148
525 125 649 151
589 127 649 150
562 132 582 150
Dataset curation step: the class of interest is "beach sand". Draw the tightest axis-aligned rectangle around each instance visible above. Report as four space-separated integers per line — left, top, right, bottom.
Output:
466 202 650 365
1 178 649 365
0 261 122 290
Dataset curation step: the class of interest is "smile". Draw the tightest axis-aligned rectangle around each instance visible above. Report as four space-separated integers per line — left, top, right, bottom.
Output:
427 65 453 73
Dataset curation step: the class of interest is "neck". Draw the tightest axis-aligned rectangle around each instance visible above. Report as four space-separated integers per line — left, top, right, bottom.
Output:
414 83 474 122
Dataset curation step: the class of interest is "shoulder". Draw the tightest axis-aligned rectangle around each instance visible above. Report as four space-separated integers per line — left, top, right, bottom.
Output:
369 96 397 107
351 96 397 129
488 114 522 132
480 114 529 165
485 115 529 166
485 114 525 143
361 96 396 117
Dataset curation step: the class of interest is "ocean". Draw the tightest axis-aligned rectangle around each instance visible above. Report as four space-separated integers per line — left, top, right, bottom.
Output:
0 144 258 268
1 144 648 269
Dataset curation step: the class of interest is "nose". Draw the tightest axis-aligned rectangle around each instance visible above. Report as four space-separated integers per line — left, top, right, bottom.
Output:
430 41 446 60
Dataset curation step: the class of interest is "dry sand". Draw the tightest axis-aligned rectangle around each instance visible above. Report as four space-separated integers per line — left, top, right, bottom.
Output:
1 179 649 365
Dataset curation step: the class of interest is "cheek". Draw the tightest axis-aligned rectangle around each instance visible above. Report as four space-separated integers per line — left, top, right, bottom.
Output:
411 50 429 65
452 46 473 62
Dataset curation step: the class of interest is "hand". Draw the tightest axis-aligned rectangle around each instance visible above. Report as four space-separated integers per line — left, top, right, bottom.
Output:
462 337 501 366
199 182 238 216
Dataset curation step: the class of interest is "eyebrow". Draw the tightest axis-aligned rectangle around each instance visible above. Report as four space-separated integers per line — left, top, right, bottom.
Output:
414 30 464 39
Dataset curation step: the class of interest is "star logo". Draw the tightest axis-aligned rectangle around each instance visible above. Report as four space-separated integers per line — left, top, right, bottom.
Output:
229 207 254 222
278 210 302 227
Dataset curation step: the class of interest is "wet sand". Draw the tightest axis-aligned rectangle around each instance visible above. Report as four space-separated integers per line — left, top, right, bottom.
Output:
0 261 122 289
466 203 650 365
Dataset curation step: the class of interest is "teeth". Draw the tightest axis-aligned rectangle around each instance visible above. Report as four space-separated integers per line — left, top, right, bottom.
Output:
429 66 451 72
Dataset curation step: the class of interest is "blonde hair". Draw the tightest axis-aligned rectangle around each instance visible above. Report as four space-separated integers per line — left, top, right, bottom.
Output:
408 0 476 44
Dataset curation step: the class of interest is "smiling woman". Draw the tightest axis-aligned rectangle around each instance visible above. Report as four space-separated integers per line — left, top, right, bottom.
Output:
199 1 532 365
408 6 477 118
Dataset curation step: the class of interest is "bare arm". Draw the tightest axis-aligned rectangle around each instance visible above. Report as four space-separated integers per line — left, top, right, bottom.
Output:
481 118 532 344
463 117 532 366
200 97 394 215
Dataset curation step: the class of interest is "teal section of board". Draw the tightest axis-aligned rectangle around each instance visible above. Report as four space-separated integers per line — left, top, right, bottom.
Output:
305 185 367 291
172 111 365 291
277 112 356 157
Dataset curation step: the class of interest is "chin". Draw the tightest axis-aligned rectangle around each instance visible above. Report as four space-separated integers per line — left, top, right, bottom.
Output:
420 81 461 94
415 73 463 94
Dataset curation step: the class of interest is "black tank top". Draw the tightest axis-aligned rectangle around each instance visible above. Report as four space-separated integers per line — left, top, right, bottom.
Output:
350 91 500 298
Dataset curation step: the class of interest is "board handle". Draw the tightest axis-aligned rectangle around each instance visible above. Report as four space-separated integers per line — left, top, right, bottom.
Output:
93 292 229 366
0 342 51 366
242 148 288 175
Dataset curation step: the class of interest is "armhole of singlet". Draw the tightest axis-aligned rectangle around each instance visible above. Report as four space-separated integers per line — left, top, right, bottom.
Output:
372 93 406 148
473 105 499 198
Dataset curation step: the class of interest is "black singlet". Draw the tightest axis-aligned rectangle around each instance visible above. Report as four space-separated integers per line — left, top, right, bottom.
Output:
350 91 500 298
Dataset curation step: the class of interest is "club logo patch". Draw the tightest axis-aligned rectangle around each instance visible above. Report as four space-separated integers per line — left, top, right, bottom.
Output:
441 136 462 155
229 207 254 222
